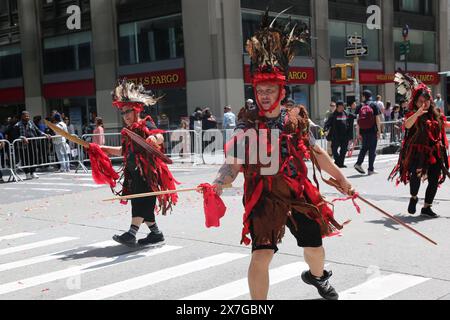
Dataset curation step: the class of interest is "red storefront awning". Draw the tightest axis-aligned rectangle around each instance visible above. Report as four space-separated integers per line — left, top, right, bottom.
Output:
43 79 95 99
0 87 25 104
121 68 186 89
332 70 440 85
244 65 315 85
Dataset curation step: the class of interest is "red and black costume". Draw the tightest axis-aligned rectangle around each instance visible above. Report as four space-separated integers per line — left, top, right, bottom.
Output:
111 81 179 221
227 11 347 252
389 72 450 208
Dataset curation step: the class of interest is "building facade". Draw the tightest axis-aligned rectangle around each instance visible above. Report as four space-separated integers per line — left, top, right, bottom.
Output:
0 0 448 133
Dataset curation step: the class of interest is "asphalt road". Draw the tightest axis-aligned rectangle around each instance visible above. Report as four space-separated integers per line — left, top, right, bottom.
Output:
0 154 449 300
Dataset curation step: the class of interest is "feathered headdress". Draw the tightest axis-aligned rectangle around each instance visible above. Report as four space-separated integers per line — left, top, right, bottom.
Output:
395 71 432 111
112 79 162 111
246 7 310 114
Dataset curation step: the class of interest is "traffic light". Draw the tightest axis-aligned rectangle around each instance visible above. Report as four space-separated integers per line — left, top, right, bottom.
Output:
331 64 355 82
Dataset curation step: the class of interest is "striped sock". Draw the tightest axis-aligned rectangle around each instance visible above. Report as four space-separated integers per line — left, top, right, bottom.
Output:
148 223 161 234
128 225 139 237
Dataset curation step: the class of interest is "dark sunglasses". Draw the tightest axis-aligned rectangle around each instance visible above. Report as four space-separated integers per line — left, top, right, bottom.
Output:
120 109 134 116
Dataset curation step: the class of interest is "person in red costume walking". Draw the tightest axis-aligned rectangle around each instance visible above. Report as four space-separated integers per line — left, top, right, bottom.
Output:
101 80 179 247
390 72 450 218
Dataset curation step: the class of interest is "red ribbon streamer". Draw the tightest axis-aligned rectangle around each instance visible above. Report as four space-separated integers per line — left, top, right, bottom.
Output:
332 193 361 214
88 143 120 188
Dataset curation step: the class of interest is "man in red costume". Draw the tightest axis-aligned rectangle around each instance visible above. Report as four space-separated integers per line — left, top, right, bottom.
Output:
101 80 178 247
212 10 354 300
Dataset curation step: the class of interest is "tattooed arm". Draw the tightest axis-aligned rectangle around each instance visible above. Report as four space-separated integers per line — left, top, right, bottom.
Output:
213 162 242 196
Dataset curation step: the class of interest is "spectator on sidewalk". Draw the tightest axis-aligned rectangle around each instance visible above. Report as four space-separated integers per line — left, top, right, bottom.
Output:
52 113 71 173
202 108 218 130
384 101 392 122
189 108 203 131
434 93 445 114
324 102 337 156
15 111 49 180
93 117 105 146
223 106 236 130
354 90 382 176
324 101 353 168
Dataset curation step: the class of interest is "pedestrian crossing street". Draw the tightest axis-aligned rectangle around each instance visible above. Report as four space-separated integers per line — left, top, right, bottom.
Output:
0 230 436 300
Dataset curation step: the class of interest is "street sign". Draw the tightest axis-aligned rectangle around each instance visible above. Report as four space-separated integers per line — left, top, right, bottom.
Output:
345 46 369 57
347 35 362 46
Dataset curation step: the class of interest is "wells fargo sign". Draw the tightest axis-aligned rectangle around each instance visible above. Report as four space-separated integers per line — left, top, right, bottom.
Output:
122 69 186 89
358 70 439 85
244 65 315 84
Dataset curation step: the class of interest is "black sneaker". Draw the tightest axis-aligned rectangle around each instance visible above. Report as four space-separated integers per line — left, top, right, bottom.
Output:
408 197 419 215
421 207 439 219
138 232 165 246
113 232 137 248
354 164 366 174
301 270 339 300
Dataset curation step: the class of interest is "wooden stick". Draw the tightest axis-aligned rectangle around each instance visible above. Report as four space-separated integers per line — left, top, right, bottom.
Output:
103 184 233 202
356 195 438 246
45 120 90 149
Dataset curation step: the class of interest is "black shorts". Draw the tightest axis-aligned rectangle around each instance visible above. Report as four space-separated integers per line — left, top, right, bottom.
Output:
128 173 156 222
250 211 323 253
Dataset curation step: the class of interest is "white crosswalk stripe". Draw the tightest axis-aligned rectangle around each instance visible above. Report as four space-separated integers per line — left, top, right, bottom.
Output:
22 182 102 188
339 273 431 300
0 241 116 273
60 252 248 300
181 262 308 300
0 233 434 300
0 237 78 257
0 232 35 242
0 245 181 296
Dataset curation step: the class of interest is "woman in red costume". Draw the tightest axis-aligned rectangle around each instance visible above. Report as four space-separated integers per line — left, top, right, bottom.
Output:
390 72 450 218
100 80 178 247
212 9 355 301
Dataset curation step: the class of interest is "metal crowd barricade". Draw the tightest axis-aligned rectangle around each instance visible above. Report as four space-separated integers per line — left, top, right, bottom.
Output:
0 139 20 182
11 135 88 181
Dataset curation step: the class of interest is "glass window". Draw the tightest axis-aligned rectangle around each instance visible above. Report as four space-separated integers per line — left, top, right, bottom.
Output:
43 32 92 74
394 28 435 63
118 14 184 66
329 20 379 61
0 44 22 79
242 11 311 56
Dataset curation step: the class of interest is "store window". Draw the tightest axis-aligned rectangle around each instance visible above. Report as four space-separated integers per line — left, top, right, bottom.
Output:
118 14 184 66
242 11 311 57
0 44 22 79
43 32 92 74
394 28 436 63
329 20 379 61
397 0 432 15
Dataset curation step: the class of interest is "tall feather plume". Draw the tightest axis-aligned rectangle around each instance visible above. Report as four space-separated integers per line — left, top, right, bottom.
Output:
112 79 162 106
246 7 311 78
395 70 427 102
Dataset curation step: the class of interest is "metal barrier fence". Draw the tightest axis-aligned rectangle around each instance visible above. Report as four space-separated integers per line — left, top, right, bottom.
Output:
2 120 449 183
0 139 20 182
11 135 87 181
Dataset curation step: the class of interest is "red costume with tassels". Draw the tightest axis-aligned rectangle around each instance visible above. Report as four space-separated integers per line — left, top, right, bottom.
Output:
229 106 347 250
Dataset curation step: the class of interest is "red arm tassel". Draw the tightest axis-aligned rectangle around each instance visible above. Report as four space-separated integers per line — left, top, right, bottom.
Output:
88 143 120 188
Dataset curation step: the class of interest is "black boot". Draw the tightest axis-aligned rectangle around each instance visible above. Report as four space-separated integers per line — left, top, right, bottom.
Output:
408 197 419 215
421 207 439 219
301 270 339 300
138 232 165 246
113 232 137 247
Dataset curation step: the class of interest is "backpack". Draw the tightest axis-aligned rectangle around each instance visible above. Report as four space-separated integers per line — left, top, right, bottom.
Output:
358 104 375 130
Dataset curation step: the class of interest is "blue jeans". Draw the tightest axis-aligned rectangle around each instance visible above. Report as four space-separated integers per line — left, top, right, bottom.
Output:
356 132 378 172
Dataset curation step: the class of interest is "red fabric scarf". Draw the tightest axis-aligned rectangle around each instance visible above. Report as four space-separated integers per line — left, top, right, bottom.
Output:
198 184 227 228
88 143 120 188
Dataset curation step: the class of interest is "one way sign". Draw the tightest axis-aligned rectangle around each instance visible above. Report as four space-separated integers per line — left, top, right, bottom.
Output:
345 46 369 57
